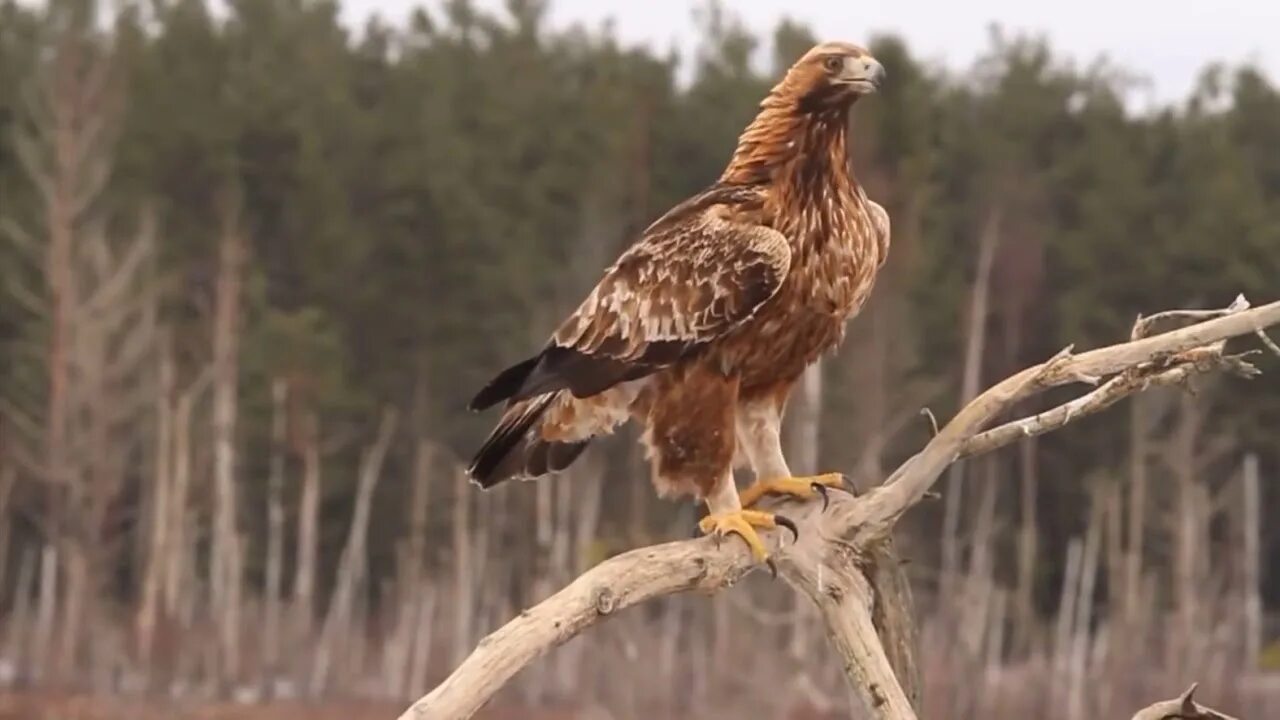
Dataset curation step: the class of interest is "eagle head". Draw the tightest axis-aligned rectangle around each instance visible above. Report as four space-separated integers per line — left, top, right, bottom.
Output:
780 41 885 110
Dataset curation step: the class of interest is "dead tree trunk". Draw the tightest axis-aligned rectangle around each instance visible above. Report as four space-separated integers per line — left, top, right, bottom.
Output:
164 367 209 620
452 463 475 666
311 408 398 694
0 446 15 599
1240 452 1260 669
292 403 321 648
210 192 246 686
1171 393 1205 660
1123 396 1150 621
9 15 125 682
1013 436 1038 655
263 378 288 683
941 208 1001 596
137 332 175 668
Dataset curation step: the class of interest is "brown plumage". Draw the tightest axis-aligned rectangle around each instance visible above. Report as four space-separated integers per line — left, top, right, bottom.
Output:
467 42 889 562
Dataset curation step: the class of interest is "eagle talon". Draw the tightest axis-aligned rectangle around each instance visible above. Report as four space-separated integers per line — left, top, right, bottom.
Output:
812 483 830 510
741 473 847 508
775 514 799 541
766 557 779 579
697 509 791 568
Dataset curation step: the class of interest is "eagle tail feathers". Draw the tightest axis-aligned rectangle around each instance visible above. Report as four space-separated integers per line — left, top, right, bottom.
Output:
467 392 590 488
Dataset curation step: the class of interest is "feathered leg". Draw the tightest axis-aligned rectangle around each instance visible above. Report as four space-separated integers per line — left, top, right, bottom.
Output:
734 394 848 509
643 363 797 570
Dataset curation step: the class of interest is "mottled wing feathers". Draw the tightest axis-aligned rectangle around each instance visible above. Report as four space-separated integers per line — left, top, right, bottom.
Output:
467 187 790 488
554 213 791 362
469 189 791 410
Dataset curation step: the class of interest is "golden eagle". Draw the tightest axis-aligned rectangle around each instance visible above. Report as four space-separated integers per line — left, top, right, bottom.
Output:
468 42 890 568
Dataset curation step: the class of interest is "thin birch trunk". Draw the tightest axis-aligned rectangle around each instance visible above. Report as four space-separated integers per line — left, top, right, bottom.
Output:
137 335 175 667
941 209 1001 596
0 459 15 600
311 408 398 694
1124 396 1149 622
5 549 36 682
452 466 474 666
263 378 288 682
292 407 321 639
211 194 246 685
1067 501 1102 720
164 369 207 617
1052 538 1082 699
1172 393 1201 658
407 581 438 701
1241 452 1261 669
1014 436 1038 656
33 544 57 679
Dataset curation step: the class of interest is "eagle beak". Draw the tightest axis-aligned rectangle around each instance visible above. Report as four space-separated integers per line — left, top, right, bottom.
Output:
845 57 885 93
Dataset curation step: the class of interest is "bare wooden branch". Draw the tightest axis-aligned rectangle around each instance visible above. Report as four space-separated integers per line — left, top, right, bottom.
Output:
1129 683 1239 720
960 348 1258 459
400 297 1280 720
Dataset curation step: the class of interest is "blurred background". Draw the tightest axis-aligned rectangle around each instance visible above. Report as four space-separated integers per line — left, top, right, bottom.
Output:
1 0 1279 718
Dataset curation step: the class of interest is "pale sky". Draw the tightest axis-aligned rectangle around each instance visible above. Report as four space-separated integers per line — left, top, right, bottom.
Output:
340 0 1280 108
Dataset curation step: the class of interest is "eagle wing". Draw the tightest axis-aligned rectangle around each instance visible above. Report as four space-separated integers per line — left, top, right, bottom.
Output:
468 188 791 410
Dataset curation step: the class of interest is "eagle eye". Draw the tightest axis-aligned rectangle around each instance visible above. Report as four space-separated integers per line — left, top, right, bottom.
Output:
822 55 843 73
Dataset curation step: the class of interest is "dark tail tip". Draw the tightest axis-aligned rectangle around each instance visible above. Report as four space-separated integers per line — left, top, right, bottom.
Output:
469 355 540 412
467 394 555 487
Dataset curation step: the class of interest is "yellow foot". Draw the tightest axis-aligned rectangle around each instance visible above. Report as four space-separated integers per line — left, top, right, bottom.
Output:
740 472 848 509
697 509 798 575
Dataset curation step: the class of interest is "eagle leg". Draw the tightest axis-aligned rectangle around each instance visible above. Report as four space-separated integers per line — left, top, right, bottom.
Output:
740 473 849 509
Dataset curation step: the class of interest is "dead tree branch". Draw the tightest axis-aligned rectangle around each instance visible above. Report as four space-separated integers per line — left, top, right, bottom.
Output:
1129 683 1238 720
399 297 1280 720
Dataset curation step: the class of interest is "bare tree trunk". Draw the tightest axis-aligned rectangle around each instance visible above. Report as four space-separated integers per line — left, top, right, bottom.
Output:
137 334 175 668
1013 436 1038 656
263 378 288 685
210 193 246 688
941 209 1001 596
5 548 36 682
33 545 58 680
1052 538 1082 703
0 456 15 598
12 20 118 684
311 408 398 694
164 369 207 617
407 582 438 700
1172 393 1203 659
1124 396 1149 621
452 465 475 666
1067 497 1103 720
292 407 321 633
1241 452 1260 669
406 438 433 586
